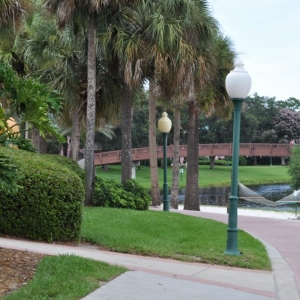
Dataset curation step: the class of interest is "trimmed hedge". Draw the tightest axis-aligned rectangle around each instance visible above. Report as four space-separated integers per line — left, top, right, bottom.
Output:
93 178 151 210
0 147 84 242
42 154 86 186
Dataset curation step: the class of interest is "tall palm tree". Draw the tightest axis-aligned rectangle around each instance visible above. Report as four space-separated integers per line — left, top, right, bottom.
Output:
42 0 117 205
133 0 216 205
184 33 235 210
0 0 24 36
139 0 216 207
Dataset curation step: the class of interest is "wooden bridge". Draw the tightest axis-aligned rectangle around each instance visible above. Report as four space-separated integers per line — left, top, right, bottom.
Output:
94 143 291 165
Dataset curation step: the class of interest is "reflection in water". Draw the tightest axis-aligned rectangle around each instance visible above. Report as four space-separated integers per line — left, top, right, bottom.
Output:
178 184 293 209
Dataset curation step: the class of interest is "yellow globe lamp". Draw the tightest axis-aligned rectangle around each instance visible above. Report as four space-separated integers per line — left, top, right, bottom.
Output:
0 118 20 136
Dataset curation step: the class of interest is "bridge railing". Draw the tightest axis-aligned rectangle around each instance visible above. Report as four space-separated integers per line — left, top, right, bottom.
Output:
93 143 291 165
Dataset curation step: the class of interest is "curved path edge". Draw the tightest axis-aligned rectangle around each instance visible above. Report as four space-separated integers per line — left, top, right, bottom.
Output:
170 208 300 300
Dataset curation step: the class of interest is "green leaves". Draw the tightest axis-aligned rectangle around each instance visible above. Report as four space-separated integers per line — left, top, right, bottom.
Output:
0 153 19 194
288 145 300 190
0 63 63 142
93 177 151 210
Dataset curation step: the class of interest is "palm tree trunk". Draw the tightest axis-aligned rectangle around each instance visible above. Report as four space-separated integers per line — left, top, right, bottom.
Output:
32 128 47 154
209 156 215 169
149 81 161 206
121 83 133 183
193 111 200 208
170 109 180 209
71 105 80 161
85 15 97 205
184 102 199 210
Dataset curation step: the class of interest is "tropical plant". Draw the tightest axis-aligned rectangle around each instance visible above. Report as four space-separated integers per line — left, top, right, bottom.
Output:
0 0 24 37
0 63 62 140
184 33 235 210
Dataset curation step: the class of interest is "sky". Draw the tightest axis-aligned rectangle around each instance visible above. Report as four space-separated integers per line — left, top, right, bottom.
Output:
208 0 300 101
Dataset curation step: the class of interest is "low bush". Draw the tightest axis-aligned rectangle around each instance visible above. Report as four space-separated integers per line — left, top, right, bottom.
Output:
42 154 86 186
199 159 229 166
0 147 84 242
224 156 248 166
93 178 151 210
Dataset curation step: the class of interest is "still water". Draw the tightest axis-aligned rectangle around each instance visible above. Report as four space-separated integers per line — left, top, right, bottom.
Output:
178 184 293 209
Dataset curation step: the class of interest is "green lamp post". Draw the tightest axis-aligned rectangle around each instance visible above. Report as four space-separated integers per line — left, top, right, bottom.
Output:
158 112 172 211
225 60 252 255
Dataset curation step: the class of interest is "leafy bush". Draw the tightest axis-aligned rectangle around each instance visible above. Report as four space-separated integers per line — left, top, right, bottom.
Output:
0 147 84 242
224 156 248 166
93 178 151 210
1 137 37 152
0 154 19 193
288 145 300 190
42 154 86 186
199 159 229 166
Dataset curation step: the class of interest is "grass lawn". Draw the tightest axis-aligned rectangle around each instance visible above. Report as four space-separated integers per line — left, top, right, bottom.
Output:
3 255 126 300
81 207 271 271
96 164 290 189
5 164 282 298
4 207 271 299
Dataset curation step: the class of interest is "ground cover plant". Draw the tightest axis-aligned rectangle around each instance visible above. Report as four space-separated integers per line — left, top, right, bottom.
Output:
81 207 271 270
96 164 289 189
3 254 126 300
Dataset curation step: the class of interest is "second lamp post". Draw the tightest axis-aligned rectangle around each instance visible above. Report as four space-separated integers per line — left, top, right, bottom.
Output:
225 60 251 255
158 112 172 211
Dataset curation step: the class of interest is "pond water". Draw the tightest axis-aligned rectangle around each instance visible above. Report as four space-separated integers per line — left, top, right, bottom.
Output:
177 184 294 210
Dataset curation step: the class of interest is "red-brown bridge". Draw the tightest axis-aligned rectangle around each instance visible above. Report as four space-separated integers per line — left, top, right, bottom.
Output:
94 143 291 165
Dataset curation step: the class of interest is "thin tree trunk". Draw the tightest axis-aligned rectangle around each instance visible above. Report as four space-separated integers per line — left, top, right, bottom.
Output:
32 128 47 153
193 111 200 209
121 83 133 183
148 81 161 206
253 156 257 165
71 105 80 161
209 156 216 169
171 109 180 209
184 102 199 210
85 15 97 205
39 136 47 154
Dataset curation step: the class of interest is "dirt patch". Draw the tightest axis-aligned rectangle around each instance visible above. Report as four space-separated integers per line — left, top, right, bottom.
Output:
0 248 45 297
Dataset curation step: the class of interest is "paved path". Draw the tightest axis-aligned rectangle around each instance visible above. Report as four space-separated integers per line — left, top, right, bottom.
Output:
175 209 300 300
1 209 300 300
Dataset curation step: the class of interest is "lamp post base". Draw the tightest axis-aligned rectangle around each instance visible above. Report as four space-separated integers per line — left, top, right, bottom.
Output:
163 200 169 211
225 195 240 256
225 228 240 256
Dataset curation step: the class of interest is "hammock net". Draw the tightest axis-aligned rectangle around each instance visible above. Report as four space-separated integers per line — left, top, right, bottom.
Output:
238 183 295 207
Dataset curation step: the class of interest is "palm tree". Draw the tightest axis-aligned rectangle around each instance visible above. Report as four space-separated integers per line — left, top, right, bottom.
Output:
0 0 23 36
132 0 216 205
184 33 235 210
42 0 115 205
139 0 217 207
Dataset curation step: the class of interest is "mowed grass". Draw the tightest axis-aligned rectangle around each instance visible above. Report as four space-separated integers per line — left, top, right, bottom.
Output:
3 255 126 300
96 164 290 189
81 207 271 270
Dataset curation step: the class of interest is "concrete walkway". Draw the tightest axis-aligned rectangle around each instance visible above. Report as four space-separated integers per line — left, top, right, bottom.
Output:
1 208 300 300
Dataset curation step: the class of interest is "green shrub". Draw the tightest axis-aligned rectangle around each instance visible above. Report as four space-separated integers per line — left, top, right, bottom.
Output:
224 156 248 166
2 137 37 152
0 147 84 242
238 156 247 166
42 154 86 186
93 178 151 210
199 159 229 166
288 145 300 190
